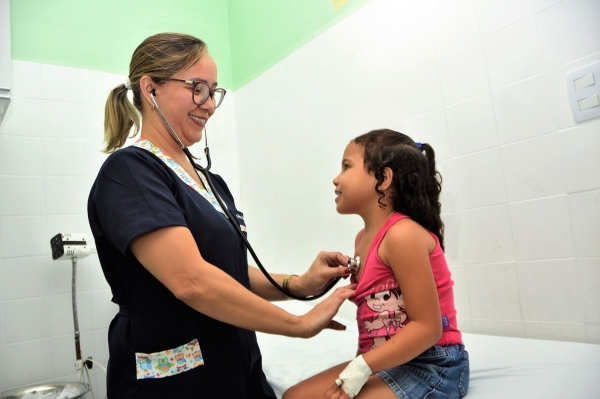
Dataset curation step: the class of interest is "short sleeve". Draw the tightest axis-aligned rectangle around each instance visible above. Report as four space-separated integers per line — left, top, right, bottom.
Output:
90 148 187 255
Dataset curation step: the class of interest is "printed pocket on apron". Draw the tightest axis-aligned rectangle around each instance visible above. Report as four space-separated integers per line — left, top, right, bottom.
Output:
135 338 204 379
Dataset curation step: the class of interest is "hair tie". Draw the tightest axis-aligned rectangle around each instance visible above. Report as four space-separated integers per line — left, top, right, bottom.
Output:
124 79 131 90
415 142 423 150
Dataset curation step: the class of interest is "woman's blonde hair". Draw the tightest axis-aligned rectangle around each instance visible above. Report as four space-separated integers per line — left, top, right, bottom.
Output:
103 32 208 153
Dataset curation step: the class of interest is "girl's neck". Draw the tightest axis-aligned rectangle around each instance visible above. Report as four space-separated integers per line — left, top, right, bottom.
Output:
361 207 395 236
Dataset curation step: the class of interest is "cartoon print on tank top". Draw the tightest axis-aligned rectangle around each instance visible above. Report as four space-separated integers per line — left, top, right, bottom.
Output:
361 279 408 350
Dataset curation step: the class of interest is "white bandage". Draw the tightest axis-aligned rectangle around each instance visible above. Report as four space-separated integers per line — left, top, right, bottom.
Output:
337 355 372 398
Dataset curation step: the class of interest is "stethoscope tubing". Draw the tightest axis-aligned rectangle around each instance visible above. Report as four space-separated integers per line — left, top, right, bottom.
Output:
149 93 340 300
189 150 341 301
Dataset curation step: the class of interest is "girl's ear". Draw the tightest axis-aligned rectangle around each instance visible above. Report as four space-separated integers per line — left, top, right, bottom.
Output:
379 167 393 192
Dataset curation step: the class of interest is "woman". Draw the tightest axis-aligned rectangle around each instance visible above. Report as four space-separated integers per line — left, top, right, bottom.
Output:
88 32 355 398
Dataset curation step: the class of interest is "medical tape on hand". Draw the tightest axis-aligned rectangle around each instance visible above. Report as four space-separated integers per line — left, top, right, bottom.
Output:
336 355 372 398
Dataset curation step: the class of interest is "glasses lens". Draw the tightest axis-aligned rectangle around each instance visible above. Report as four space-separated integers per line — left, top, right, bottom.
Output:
192 82 210 105
212 89 226 109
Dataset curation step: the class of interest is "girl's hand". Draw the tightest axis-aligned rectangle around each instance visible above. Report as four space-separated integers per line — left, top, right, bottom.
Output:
297 251 353 297
300 284 356 338
324 383 351 399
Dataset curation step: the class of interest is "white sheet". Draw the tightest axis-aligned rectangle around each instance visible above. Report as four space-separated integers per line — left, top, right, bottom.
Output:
256 301 600 399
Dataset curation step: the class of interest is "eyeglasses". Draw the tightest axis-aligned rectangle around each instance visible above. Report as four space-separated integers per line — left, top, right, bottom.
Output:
165 78 226 109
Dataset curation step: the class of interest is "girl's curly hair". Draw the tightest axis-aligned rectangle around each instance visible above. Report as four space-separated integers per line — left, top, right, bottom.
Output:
353 129 445 250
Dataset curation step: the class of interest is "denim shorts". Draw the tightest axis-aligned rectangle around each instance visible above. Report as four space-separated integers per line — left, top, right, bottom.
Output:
376 344 469 399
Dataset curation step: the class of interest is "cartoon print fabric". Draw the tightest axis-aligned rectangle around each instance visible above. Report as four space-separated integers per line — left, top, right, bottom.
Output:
135 338 204 379
358 279 408 350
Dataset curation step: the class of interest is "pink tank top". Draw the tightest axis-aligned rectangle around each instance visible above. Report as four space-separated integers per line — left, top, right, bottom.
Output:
350 212 462 354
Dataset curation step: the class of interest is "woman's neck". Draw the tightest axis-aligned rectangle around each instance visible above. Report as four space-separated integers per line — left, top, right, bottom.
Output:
140 119 190 168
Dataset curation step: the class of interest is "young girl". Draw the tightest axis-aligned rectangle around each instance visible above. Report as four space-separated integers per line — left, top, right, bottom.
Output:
284 129 469 399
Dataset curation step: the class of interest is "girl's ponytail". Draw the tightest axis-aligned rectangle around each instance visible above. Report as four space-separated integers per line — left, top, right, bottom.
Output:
419 142 444 250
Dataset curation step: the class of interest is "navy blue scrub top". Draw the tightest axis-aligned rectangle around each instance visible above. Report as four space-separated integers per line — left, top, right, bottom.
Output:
88 145 275 398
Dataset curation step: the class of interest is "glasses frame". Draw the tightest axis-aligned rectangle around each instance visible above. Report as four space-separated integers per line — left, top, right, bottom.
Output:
164 78 226 108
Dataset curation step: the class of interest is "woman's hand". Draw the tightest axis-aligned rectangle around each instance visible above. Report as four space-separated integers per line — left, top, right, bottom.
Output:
295 251 353 297
300 284 356 338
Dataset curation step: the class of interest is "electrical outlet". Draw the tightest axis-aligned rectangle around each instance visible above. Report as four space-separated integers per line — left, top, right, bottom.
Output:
565 62 600 123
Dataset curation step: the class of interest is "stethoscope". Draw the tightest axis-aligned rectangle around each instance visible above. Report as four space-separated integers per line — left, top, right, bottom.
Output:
150 92 360 300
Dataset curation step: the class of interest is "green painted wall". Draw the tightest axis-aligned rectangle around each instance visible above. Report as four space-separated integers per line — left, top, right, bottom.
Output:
10 0 372 90
10 0 233 87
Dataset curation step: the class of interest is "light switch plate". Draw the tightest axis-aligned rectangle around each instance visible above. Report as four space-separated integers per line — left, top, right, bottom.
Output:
565 62 600 123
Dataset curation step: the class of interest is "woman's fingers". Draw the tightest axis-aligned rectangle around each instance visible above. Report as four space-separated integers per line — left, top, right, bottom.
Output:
303 284 356 337
328 320 346 331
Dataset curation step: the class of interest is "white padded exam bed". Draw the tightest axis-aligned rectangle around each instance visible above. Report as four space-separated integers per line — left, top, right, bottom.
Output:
256 301 600 399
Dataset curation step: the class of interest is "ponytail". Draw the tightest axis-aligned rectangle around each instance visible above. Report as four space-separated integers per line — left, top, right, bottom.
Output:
419 142 444 250
103 83 140 153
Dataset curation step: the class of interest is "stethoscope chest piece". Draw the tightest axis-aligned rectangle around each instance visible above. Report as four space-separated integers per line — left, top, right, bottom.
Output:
347 256 361 274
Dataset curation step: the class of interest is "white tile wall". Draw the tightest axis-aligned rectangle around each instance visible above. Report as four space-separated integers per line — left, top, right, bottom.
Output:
536 0 600 70
234 0 600 347
0 97 43 137
403 110 452 161
446 93 499 156
438 160 459 214
438 42 490 106
0 176 45 216
569 190 600 258
466 262 522 320
471 319 525 337
523 321 587 342
558 120 600 193
431 0 481 56
459 205 515 264
509 196 575 260
399 62 445 121
1 339 54 388
517 259 584 324
361 35 401 89
577 257 600 325
394 9 437 76
365 77 404 132
482 17 545 90
453 148 507 209
0 60 239 394
441 212 463 264
475 0 535 37
501 133 566 202
0 136 43 175
2 256 48 300
492 73 557 144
